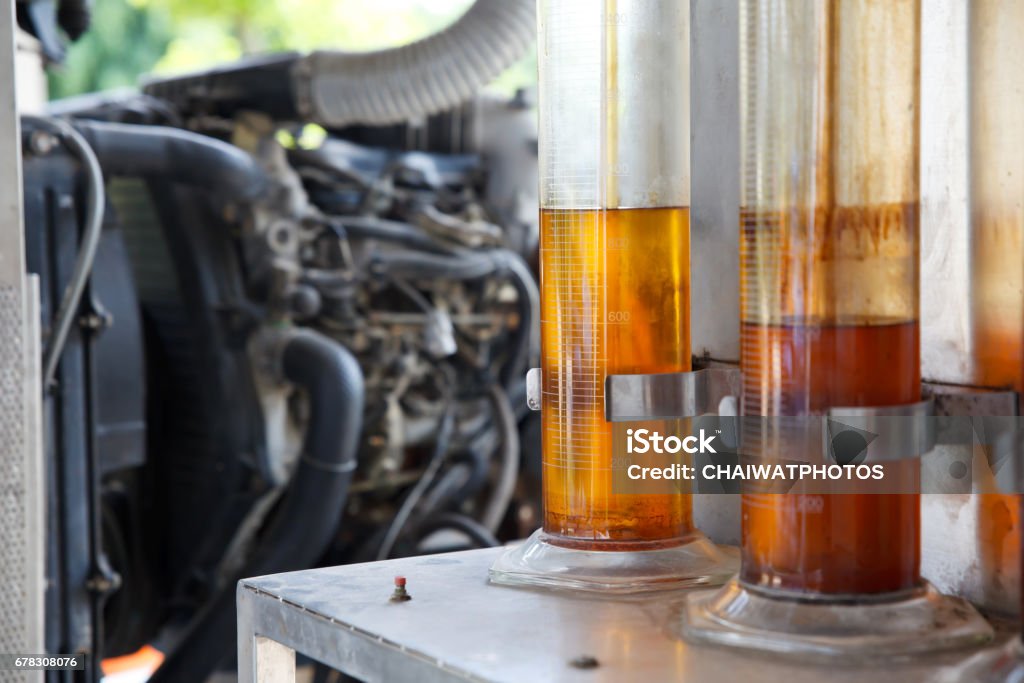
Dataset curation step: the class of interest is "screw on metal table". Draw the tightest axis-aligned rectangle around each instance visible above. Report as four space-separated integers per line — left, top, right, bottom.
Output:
237 546 1014 683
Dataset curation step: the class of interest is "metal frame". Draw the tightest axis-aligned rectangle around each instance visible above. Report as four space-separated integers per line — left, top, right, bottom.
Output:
237 582 479 683
237 548 1016 683
691 0 740 362
0 1 44 678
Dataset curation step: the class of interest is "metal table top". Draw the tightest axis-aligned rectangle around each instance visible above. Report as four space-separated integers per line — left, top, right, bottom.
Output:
237 547 1014 683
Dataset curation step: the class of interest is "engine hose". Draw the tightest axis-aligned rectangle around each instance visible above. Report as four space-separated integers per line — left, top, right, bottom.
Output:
71 119 269 202
334 216 454 254
416 511 499 550
449 447 490 506
418 463 473 517
369 247 538 391
150 329 365 683
23 116 106 390
370 248 503 281
501 252 540 389
480 385 519 533
294 0 535 127
376 396 456 561
57 0 93 40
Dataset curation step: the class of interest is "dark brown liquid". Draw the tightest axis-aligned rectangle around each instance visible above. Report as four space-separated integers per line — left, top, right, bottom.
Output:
740 321 922 595
540 207 693 549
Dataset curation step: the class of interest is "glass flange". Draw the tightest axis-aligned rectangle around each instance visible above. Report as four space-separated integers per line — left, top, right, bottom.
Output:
681 578 994 660
980 640 1024 683
488 529 738 594
933 638 1024 683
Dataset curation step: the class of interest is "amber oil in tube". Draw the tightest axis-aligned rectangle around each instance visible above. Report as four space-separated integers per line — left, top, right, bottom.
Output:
536 0 693 552
740 203 922 597
737 0 922 598
541 207 692 550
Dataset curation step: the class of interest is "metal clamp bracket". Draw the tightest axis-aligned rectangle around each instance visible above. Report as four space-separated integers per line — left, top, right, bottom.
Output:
527 368 947 462
826 399 936 462
925 384 1020 489
526 368 542 411
524 367 742 422
604 368 742 422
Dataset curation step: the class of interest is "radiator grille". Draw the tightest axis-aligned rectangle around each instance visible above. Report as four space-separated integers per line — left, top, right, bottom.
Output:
0 285 29 683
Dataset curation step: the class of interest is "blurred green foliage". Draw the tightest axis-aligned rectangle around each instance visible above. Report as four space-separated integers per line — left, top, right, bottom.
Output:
47 0 171 98
48 0 536 101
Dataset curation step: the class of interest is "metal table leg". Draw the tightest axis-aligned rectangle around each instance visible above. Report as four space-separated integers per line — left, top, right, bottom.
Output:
237 584 297 683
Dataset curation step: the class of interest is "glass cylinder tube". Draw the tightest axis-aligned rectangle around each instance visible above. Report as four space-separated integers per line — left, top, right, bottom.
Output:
952 498 1024 682
491 0 736 592
738 0 922 597
970 0 1024 619
683 0 993 655
538 0 692 549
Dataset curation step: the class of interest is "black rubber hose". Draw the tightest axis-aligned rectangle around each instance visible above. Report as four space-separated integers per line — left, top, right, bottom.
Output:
415 512 499 549
479 385 519 533
448 448 490 506
150 329 364 683
500 253 540 389
334 216 453 254
417 463 474 519
370 248 502 281
57 0 92 40
71 119 269 202
376 398 456 561
22 116 106 389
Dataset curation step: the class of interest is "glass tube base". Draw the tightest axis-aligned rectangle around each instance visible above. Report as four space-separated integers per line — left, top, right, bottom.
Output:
488 529 738 594
681 579 994 660
933 639 1024 683
981 641 1024 683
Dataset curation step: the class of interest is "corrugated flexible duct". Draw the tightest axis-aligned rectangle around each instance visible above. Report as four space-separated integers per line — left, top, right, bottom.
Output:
292 0 535 127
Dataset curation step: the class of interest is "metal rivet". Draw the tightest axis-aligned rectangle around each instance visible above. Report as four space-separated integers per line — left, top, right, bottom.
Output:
569 655 599 670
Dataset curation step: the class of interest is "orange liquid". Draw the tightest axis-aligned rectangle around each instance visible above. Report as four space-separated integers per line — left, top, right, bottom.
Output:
740 321 922 595
540 207 692 549
737 321 921 593
740 202 921 596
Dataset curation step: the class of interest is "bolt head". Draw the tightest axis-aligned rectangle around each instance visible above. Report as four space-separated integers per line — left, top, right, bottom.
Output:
29 130 58 155
569 655 599 670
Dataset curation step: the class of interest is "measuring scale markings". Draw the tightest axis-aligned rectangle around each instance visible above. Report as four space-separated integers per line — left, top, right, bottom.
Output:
541 207 692 543
535 1 695 547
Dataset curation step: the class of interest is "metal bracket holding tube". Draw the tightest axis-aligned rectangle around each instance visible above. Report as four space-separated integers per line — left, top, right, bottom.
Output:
826 399 936 462
526 367 542 411
605 368 742 422
526 370 996 465
926 384 1021 490
602 379 936 461
524 367 743 421
927 385 1019 420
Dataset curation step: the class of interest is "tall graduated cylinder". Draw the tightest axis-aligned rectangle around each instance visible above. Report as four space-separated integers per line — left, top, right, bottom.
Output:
739 0 922 596
539 0 692 549
970 0 1024 617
